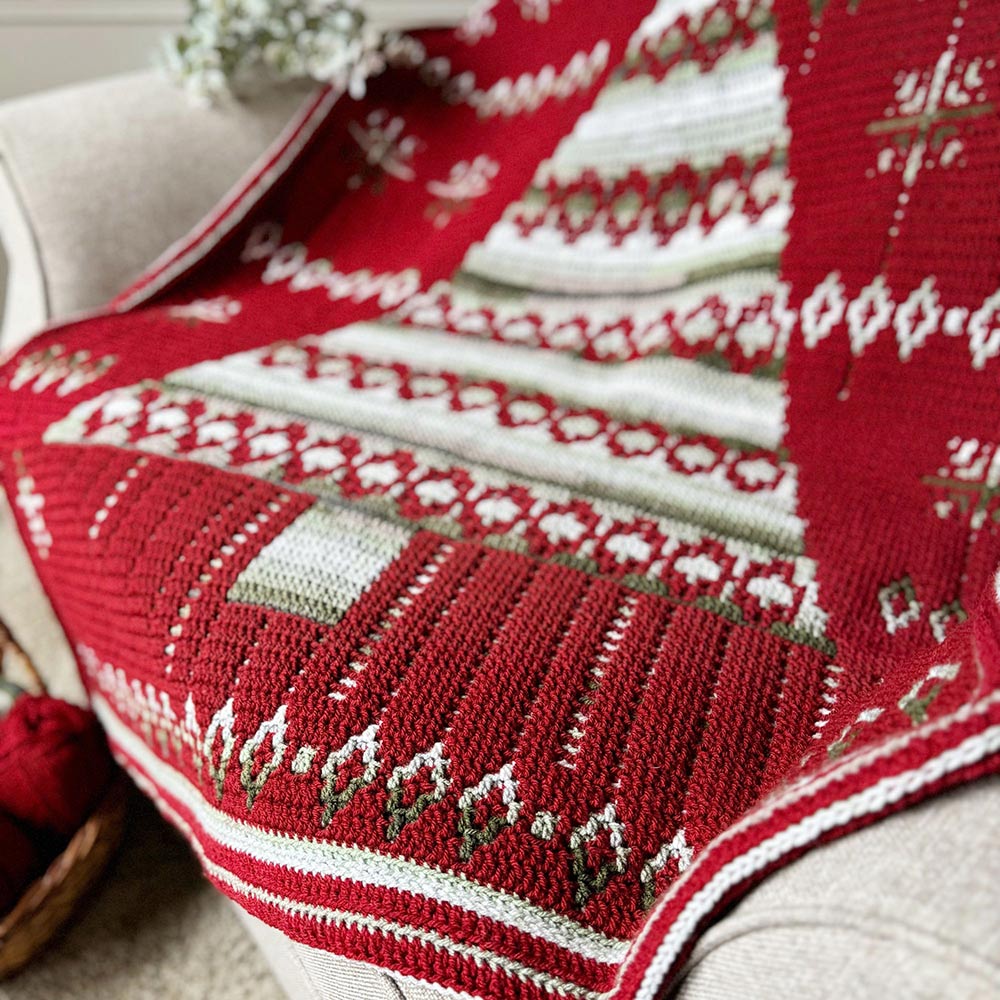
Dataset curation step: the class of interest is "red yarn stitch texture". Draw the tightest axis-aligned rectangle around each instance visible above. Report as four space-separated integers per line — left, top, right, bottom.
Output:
0 695 111 839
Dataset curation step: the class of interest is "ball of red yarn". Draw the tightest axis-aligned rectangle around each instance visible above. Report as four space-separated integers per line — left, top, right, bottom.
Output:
0 695 112 838
0 812 41 914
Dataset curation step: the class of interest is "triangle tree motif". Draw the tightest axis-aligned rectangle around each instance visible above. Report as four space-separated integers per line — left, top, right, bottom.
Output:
203 698 237 802
182 692 203 772
898 662 961 725
568 803 630 909
319 723 381 826
638 828 694 910
385 742 451 841
239 703 289 809
456 762 522 861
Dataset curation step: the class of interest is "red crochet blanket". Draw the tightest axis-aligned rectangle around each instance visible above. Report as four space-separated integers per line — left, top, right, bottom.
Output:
2 2 999 997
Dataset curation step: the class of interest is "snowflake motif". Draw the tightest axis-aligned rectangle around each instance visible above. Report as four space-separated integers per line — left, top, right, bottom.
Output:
924 436 1000 531
866 18 995 238
347 110 421 191
426 155 500 228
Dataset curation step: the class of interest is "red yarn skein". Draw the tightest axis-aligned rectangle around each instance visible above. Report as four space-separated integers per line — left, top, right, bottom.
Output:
0 695 112 838
0 812 40 914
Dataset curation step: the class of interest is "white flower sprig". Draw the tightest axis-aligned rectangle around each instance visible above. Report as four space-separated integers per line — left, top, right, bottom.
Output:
164 0 388 103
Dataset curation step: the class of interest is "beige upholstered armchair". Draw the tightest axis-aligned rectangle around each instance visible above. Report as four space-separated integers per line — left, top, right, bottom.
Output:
0 68 997 1000
0 72 306 354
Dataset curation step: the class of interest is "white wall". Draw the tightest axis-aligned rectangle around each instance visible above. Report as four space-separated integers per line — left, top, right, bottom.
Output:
0 1 184 101
0 1 475 101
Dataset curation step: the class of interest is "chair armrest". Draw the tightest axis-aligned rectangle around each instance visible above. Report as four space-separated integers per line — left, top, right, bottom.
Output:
673 775 1000 999
0 70 310 351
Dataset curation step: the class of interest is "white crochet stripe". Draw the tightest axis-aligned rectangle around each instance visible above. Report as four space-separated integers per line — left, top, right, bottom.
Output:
115 85 341 312
91 692 631 969
543 36 785 180
119 753 608 1000
461 206 790 295
228 501 411 623
624 696 1000 1000
278 322 787 449
170 357 804 543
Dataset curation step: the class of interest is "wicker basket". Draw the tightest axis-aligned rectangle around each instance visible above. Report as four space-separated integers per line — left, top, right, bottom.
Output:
0 618 127 980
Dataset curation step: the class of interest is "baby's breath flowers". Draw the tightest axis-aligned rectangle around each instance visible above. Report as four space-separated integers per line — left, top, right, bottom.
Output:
164 0 388 103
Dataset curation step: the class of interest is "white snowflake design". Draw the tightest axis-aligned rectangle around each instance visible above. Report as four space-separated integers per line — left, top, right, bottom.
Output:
925 436 1000 531
866 12 995 240
347 109 421 190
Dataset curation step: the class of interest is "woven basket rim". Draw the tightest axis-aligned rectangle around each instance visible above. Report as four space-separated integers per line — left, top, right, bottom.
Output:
0 614 127 979
0 619 45 695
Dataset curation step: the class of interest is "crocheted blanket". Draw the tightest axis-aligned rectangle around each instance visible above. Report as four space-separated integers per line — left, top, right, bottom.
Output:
2 2 999 997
